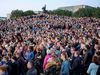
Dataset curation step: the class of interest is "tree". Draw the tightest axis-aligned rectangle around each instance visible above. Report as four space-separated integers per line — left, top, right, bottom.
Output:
49 9 72 16
10 9 24 18
24 10 36 16
93 7 100 18
73 8 94 17
10 10 36 18
10 8 100 18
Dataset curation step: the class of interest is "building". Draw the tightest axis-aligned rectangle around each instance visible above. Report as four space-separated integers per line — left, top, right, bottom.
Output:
58 5 94 12
0 17 7 20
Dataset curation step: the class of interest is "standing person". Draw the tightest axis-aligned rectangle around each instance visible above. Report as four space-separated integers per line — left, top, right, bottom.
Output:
10 56 20 75
26 60 37 75
95 51 100 75
34 50 43 75
43 49 52 70
71 51 82 75
15 53 26 75
83 45 95 75
60 51 70 75
24 46 34 62
87 56 99 75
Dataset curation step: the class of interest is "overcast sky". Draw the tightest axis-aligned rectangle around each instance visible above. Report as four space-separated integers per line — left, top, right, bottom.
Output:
0 0 100 17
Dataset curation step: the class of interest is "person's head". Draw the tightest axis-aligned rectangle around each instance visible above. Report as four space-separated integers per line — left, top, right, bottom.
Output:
11 56 17 63
47 54 57 64
61 51 68 61
2 56 9 63
28 46 33 51
95 51 100 56
15 53 21 58
0 65 7 75
83 49 87 55
94 44 99 51
74 51 80 57
71 47 75 54
95 51 100 64
27 60 34 69
96 32 100 38
92 55 98 65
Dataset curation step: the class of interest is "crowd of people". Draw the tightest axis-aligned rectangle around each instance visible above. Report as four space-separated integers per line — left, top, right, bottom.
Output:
0 14 100 75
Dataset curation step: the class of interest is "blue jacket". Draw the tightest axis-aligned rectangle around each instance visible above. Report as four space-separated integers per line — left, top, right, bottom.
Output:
24 51 34 61
87 63 99 75
60 60 70 75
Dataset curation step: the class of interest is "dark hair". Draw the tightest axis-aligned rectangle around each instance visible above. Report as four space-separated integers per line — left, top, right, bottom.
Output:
11 56 17 61
85 45 90 50
0 65 7 72
96 51 100 56
75 51 80 56
29 46 33 50
61 51 68 60
28 60 34 66
92 56 98 65
96 32 100 38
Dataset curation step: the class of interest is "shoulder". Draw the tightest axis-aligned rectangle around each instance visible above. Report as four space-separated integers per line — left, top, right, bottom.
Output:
31 68 37 74
63 60 69 65
90 63 96 65
89 63 99 67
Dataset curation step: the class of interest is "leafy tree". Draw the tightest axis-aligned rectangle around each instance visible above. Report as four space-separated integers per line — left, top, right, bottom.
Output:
49 9 72 16
10 10 36 18
73 8 94 17
93 7 100 18
10 9 24 18
10 8 100 18
24 10 36 16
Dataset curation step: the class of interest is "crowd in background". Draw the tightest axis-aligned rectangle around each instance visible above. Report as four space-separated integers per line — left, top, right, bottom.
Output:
0 14 100 75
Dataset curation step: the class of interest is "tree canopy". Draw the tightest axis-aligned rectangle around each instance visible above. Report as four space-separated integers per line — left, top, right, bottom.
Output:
10 10 36 18
48 8 100 18
49 9 72 16
10 7 100 18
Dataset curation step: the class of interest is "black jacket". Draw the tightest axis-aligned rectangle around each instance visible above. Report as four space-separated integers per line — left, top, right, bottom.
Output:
10 61 20 75
71 56 82 75
97 65 100 75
